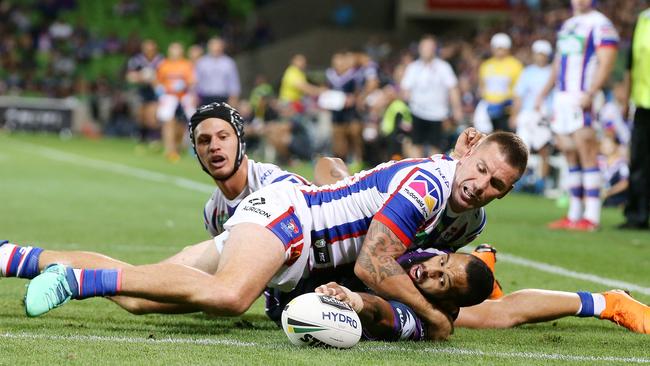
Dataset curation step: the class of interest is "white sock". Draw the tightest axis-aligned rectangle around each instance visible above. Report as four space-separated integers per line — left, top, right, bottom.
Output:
567 167 583 221
582 167 602 224
593 293 606 317
0 243 17 276
73 268 83 286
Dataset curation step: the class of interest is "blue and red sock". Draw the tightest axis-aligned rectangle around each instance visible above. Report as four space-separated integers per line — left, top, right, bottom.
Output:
0 241 44 279
69 268 122 299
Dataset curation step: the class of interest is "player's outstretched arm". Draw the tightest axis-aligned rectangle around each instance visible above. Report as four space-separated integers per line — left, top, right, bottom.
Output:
353 220 453 340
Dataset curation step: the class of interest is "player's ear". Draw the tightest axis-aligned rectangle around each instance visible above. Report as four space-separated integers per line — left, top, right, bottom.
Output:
497 185 513 199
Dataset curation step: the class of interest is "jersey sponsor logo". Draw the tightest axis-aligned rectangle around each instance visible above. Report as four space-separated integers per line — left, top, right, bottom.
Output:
558 34 585 54
241 205 271 218
259 169 274 184
402 174 438 216
249 197 266 206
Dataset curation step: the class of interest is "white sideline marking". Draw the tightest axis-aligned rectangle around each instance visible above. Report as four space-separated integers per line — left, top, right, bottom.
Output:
2 332 648 363
10 141 214 194
498 253 650 296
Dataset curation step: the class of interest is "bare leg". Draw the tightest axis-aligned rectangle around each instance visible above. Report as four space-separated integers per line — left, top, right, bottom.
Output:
39 240 222 315
38 251 133 271
454 289 580 329
115 223 285 316
111 240 221 314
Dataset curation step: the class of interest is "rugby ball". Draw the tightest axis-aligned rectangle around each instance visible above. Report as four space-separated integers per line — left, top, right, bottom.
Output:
281 292 362 349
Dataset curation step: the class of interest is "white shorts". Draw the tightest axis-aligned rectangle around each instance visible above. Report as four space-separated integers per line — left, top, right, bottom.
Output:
219 181 313 292
515 110 552 151
157 94 196 122
551 92 598 135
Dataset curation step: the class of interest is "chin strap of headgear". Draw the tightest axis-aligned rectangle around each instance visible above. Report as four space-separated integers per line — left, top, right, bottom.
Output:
189 102 246 180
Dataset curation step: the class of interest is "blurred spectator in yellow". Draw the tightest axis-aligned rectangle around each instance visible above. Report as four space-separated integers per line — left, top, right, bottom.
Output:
475 33 523 133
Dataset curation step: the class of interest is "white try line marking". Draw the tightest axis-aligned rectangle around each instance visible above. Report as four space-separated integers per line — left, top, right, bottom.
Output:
2 332 649 363
9 140 650 295
8 140 214 194
499 253 650 296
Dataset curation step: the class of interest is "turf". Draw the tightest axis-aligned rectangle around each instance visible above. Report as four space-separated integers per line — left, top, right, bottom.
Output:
1 132 649 365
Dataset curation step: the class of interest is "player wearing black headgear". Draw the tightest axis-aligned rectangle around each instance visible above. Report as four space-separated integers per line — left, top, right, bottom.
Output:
189 102 247 181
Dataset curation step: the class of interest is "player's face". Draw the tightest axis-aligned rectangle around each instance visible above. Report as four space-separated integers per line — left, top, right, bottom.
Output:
168 43 184 59
533 52 549 66
418 39 436 60
449 141 520 212
407 253 470 297
572 0 592 14
194 118 239 180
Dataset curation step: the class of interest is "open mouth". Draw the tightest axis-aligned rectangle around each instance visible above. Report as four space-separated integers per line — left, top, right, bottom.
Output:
462 185 475 204
409 264 424 283
209 155 227 169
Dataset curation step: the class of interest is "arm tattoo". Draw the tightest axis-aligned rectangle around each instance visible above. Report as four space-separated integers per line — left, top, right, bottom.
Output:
358 221 407 285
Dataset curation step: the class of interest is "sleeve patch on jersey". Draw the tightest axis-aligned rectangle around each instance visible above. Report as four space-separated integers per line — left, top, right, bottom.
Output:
400 173 440 217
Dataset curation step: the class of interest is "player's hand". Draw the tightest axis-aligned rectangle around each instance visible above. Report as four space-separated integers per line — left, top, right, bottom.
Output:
452 127 484 159
421 308 454 341
315 282 364 313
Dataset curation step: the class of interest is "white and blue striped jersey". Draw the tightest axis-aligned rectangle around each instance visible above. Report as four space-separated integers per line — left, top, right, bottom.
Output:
556 10 618 93
301 155 459 271
203 159 309 236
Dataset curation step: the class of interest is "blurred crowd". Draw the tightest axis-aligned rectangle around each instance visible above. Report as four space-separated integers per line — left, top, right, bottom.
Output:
1 0 646 220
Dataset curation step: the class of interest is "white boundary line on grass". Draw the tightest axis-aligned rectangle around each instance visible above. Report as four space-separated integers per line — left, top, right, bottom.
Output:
498 253 650 295
2 332 649 363
10 141 650 292
9 141 214 194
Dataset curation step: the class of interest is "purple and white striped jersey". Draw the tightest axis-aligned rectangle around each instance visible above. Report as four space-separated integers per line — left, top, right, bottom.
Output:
556 10 618 93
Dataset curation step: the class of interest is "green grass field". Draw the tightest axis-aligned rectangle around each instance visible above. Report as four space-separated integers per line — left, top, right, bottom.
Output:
1 132 649 365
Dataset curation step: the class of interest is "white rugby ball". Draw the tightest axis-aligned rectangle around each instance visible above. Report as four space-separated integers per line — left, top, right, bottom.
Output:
281 292 362 349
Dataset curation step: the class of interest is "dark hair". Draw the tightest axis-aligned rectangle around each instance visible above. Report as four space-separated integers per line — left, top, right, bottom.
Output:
421 34 437 43
452 255 495 307
480 131 529 178
417 254 494 309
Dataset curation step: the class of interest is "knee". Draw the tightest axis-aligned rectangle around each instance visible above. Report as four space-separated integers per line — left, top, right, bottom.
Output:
198 288 253 316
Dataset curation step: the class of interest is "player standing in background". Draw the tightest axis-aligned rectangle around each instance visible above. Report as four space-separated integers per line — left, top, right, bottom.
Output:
156 42 197 162
126 39 163 145
510 40 554 192
194 37 241 108
326 51 363 165
400 35 463 157
475 33 523 133
538 0 618 231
